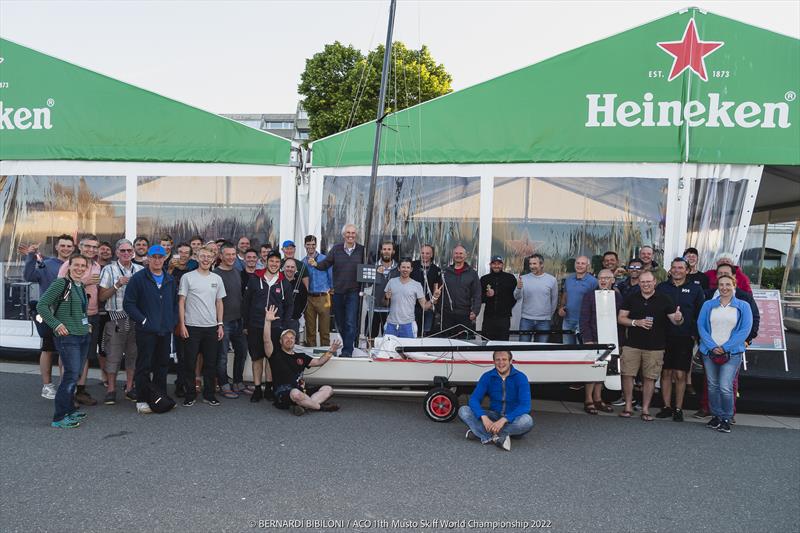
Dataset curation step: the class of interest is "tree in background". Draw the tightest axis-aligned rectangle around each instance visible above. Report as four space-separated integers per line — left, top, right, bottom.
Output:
299 41 452 141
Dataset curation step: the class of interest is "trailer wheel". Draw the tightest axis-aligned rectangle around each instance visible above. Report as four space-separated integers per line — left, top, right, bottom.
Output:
424 387 459 422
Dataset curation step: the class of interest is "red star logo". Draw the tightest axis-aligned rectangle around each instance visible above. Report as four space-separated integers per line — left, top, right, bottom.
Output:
657 19 724 82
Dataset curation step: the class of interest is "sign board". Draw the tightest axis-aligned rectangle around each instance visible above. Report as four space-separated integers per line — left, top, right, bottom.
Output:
750 289 787 351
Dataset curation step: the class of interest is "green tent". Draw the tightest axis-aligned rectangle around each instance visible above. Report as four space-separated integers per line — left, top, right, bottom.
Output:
0 38 291 165
311 9 800 166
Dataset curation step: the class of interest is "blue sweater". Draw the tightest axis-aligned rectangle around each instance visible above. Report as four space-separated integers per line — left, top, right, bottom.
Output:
697 296 753 355
23 253 64 293
469 366 531 423
123 269 178 334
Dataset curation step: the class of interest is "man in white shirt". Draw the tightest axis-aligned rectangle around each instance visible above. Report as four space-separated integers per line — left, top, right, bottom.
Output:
384 259 440 338
178 247 226 407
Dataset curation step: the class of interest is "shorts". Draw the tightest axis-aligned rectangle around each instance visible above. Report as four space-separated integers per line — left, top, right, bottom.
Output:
273 383 320 409
621 346 664 380
40 326 57 353
246 327 281 361
663 336 695 372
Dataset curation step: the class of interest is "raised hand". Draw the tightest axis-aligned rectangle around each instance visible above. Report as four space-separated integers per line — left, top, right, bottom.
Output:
486 284 495 298
673 306 683 322
384 288 392 300
329 339 342 353
264 305 280 322
517 276 523 289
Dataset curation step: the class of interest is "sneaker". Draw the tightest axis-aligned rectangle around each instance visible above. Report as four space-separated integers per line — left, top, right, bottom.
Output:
250 386 263 403
672 408 684 422
125 389 137 402
75 390 97 406
717 420 732 433
290 405 305 416
655 406 673 419
183 398 195 407
51 418 80 429
632 400 642 411
203 397 221 406
706 416 721 429
611 396 627 407
136 402 152 414
319 402 339 412
41 383 57 400
103 391 116 405
492 434 511 451
465 429 477 441
693 409 710 419
66 410 87 421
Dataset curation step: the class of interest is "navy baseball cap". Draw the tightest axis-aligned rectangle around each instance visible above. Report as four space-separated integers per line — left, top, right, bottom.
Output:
490 255 504 263
148 245 167 257
282 240 296 248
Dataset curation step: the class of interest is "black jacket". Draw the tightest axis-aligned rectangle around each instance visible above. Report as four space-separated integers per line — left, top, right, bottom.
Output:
242 272 294 330
411 260 441 300
480 271 518 319
313 242 365 293
440 263 482 317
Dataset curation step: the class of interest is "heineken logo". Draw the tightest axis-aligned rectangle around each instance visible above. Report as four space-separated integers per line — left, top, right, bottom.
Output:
657 19 724 82
585 93 791 129
0 100 53 130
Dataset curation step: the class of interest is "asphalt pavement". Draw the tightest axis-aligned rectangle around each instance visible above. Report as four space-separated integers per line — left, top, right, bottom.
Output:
1 372 798 533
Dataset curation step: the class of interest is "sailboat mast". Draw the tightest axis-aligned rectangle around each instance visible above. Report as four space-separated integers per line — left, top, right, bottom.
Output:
363 0 397 339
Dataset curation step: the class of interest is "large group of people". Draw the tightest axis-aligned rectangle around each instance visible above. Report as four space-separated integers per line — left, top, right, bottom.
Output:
22 225 758 440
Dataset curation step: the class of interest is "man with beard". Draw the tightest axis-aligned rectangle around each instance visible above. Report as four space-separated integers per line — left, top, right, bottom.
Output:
479 256 518 341
132 236 149 266
384 258 439 338
366 241 399 338
243 251 294 401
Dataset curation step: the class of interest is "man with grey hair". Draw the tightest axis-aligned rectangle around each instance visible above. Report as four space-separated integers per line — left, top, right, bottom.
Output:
98 238 144 404
309 224 364 356
558 255 598 345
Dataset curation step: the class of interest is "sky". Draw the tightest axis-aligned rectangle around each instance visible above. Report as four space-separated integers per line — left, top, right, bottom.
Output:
1 0 798 114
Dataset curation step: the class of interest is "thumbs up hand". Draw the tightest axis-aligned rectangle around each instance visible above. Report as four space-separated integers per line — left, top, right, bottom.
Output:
517 276 523 289
673 306 683 323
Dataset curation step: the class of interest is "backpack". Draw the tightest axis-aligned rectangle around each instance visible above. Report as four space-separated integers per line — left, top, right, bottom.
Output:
144 382 176 413
33 279 73 332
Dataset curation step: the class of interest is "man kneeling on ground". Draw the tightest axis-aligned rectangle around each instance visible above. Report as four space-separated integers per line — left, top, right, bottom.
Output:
263 305 341 416
458 350 533 451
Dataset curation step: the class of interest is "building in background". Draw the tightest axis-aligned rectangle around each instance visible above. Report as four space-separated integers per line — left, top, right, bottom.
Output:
222 102 310 143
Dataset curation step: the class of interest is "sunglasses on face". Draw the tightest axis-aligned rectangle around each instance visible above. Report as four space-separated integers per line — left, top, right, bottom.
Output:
628 265 642 270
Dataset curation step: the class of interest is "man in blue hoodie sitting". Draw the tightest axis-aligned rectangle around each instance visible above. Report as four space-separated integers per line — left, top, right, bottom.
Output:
458 350 533 451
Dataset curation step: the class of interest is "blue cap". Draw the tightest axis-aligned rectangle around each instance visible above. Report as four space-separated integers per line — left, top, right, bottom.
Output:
282 240 296 248
490 255 504 263
148 245 167 257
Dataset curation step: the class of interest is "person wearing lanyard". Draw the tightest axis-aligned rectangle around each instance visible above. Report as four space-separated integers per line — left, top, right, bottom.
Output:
38 255 91 428
697 274 753 434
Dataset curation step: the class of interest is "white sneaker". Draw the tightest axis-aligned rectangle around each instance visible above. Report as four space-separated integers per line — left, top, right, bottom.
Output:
41 383 57 400
136 402 152 414
493 434 511 451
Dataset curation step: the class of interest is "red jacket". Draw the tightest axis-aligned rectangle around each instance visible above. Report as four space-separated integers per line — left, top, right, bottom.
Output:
704 266 752 294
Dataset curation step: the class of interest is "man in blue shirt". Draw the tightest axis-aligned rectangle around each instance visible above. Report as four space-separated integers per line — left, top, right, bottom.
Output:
302 235 333 347
558 256 598 344
458 350 533 451
21 234 75 399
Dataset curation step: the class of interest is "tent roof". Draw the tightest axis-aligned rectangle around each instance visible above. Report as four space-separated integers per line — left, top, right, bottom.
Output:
311 8 800 167
0 38 292 165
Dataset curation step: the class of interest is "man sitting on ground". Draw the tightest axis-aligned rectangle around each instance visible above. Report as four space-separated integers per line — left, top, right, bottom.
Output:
263 305 341 416
458 350 533 451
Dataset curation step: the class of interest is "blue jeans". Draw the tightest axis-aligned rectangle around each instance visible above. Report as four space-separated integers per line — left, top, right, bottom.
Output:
519 318 551 343
703 352 742 421
218 318 248 385
562 318 579 345
333 290 359 356
458 406 534 443
384 322 415 338
53 334 89 422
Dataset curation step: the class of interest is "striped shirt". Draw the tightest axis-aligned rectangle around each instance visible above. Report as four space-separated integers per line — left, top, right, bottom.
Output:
36 277 90 336
100 261 144 314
